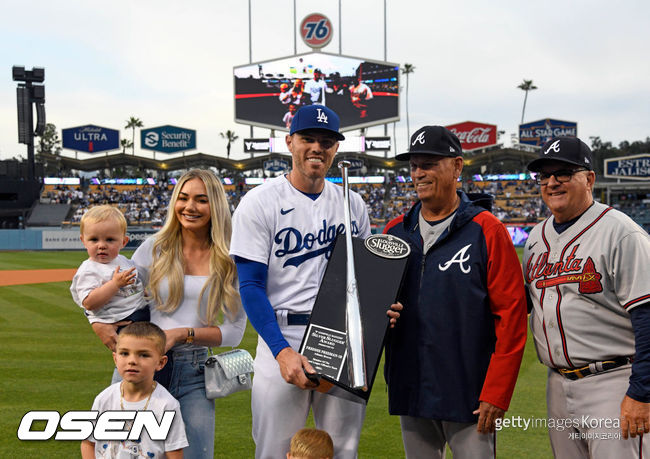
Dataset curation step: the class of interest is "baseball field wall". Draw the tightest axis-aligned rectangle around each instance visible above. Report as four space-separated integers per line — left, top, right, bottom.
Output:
0 229 155 250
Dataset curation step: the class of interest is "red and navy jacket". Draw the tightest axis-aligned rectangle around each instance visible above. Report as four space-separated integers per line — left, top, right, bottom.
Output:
383 191 527 423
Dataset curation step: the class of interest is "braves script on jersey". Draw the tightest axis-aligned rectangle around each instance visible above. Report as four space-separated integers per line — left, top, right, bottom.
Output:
524 201 650 369
230 175 370 314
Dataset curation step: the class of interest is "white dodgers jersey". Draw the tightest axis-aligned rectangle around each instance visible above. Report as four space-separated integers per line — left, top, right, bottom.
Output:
524 201 650 369
230 176 371 314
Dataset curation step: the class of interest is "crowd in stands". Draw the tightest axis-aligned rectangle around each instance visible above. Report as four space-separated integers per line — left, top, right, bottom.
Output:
45 177 551 230
45 185 171 227
611 192 650 232
353 184 387 224
45 180 650 234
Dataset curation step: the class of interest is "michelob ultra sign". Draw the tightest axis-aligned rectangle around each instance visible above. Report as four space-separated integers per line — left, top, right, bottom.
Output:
62 125 119 153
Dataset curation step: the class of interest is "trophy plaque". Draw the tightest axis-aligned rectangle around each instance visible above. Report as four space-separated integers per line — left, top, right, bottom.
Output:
299 161 410 403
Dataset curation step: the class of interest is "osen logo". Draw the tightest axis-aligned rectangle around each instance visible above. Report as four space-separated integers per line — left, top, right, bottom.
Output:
364 234 410 259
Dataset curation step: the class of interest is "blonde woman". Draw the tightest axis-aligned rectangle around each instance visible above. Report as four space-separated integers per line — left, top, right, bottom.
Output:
132 169 245 458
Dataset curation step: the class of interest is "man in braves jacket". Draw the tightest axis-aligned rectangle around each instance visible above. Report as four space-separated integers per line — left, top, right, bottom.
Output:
524 137 650 458
383 125 528 458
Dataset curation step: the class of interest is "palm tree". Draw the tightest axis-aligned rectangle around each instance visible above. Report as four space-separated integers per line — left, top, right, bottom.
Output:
120 139 133 154
125 116 144 155
220 130 239 158
401 63 415 140
517 79 538 124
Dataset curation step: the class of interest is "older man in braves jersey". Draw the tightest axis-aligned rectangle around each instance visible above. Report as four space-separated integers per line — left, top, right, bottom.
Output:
383 126 528 458
524 136 650 458
230 105 398 459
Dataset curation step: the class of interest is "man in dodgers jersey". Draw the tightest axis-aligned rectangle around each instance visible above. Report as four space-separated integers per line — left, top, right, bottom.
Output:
524 136 650 458
231 105 376 459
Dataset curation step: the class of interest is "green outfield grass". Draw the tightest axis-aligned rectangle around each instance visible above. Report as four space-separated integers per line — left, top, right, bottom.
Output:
0 249 552 458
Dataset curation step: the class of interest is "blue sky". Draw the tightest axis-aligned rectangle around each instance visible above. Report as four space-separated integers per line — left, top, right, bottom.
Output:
1 0 649 163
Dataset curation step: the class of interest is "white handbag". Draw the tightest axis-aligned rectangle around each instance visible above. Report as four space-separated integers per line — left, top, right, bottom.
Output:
204 348 254 399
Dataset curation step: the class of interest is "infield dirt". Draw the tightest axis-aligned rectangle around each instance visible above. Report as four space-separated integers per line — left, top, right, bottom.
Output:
0 268 77 286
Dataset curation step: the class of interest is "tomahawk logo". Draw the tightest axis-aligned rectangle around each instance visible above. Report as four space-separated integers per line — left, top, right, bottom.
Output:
412 132 426 146
439 244 472 274
316 108 328 124
544 140 561 155
17 410 176 441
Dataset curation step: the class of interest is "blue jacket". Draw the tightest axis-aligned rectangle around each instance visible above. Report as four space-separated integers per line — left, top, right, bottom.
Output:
383 191 527 422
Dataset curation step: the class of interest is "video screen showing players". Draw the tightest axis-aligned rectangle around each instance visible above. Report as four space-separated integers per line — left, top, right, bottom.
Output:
234 52 399 132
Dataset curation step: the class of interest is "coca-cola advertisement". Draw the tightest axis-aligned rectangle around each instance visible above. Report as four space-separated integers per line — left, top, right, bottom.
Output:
445 121 497 151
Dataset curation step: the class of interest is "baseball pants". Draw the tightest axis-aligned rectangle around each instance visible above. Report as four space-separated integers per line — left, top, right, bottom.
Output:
400 415 495 459
251 324 365 459
547 365 647 458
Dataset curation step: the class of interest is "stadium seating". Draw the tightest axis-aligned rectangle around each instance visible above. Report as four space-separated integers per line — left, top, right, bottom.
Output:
36 177 650 233
27 202 71 227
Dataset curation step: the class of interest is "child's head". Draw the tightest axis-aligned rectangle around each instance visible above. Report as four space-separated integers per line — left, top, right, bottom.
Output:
113 322 167 385
79 205 128 263
287 428 334 459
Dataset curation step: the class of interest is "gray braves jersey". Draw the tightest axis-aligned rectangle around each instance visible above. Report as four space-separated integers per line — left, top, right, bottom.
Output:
524 201 650 369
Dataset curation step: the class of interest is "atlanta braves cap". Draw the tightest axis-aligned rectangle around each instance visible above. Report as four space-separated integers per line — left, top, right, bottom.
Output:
289 105 345 141
395 126 463 161
527 136 593 172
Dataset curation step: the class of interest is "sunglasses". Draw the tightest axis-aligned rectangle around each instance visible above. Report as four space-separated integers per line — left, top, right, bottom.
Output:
534 168 588 185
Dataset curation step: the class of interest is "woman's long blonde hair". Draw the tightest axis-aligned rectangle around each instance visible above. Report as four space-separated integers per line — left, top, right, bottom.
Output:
148 169 241 324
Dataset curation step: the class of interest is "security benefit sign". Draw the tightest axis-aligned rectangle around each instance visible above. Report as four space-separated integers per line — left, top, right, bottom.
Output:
62 125 119 153
604 154 650 180
141 125 196 154
519 118 577 147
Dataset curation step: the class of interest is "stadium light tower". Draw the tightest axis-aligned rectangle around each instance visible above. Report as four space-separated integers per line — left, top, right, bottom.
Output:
12 66 46 181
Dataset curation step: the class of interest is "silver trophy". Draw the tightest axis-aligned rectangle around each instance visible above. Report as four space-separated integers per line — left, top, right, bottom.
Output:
338 160 367 391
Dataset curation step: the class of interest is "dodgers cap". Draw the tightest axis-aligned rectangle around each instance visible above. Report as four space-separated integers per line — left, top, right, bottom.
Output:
289 105 345 141
395 126 463 161
527 136 593 172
